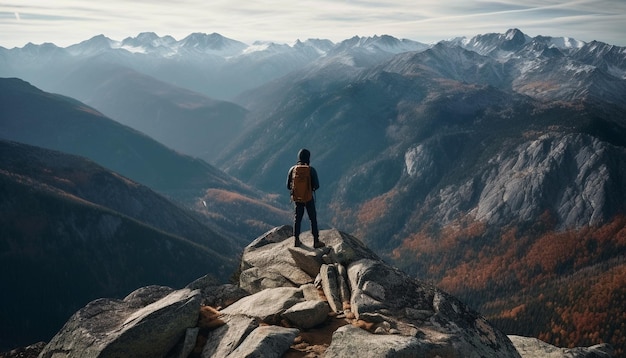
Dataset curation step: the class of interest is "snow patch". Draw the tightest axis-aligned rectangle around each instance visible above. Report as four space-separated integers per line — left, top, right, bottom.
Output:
564 62 594 74
548 37 585 49
118 45 147 54
242 42 273 55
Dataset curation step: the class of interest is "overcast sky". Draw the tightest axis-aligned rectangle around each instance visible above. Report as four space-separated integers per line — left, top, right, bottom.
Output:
2 0 625 48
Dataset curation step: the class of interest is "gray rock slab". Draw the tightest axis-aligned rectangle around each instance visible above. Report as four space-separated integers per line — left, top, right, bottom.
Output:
246 225 293 250
226 325 299 358
288 246 324 277
509 335 614 358
167 327 199 358
239 266 299 294
282 300 330 329
346 258 522 357
186 277 249 308
201 314 259 358
320 264 343 313
336 263 351 304
325 325 432 358
240 227 315 294
300 283 324 301
39 287 201 358
221 287 303 324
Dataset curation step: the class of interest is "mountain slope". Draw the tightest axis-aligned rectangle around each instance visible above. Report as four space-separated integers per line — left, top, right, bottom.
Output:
443 29 626 106
55 62 248 164
0 77 290 241
0 140 236 350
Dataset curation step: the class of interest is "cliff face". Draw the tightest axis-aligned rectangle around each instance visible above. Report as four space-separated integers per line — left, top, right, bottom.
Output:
434 133 626 229
33 227 613 358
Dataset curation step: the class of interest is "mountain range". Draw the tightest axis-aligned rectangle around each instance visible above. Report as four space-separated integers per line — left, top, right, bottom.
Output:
1 28 625 355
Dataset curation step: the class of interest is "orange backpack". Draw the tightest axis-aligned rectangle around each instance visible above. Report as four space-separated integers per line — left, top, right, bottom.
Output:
291 164 313 203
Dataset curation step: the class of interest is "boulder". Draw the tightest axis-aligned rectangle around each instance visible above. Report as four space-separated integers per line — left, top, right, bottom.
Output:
325 324 451 358
239 227 314 294
239 266 297 294
312 229 379 266
320 264 343 313
227 325 299 358
245 225 293 249
336 263 351 305
0 341 46 358
282 300 331 329
167 327 199 358
201 314 259 358
238 228 378 295
288 246 325 277
39 287 200 358
346 258 522 357
509 335 614 358
300 283 324 301
186 275 248 308
221 287 303 324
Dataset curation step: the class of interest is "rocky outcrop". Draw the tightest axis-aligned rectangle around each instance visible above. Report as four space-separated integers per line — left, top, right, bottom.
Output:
416 132 626 229
38 286 201 358
33 226 613 358
509 335 614 358
233 226 524 357
473 133 626 228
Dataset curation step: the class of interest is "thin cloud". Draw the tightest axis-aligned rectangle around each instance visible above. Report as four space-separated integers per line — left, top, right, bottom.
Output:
0 0 624 48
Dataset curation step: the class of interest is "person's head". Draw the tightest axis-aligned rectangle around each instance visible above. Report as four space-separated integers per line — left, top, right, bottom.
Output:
298 148 310 164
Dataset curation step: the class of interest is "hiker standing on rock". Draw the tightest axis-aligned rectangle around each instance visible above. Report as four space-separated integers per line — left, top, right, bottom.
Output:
287 148 324 248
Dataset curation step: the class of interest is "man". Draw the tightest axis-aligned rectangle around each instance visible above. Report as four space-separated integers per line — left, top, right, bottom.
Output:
287 148 323 248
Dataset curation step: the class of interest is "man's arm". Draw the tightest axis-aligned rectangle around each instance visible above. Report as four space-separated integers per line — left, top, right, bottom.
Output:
286 167 294 190
311 167 320 191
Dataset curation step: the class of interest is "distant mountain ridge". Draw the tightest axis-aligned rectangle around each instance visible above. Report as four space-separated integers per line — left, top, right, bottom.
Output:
0 31 427 100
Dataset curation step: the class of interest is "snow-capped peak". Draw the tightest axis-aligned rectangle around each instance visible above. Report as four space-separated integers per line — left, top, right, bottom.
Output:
66 34 119 56
178 32 247 57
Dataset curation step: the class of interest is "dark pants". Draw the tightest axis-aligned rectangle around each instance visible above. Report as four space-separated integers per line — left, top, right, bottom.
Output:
294 199 318 239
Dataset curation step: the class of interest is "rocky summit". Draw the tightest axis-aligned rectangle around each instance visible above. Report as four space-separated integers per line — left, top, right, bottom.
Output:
33 227 614 358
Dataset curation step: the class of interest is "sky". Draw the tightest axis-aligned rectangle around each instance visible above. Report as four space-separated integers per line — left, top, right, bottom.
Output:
1 0 625 49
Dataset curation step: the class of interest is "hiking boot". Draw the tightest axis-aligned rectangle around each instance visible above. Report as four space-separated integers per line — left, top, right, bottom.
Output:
294 237 302 247
313 239 325 248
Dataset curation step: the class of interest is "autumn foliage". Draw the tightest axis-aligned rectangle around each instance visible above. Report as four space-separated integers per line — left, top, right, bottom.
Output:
391 214 626 355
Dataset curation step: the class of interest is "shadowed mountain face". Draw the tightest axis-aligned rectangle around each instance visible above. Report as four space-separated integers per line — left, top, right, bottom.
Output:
44 62 249 165
0 139 239 350
0 77 236 197
0 78 290 243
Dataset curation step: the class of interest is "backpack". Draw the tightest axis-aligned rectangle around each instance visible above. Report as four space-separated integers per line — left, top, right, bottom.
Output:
291 164 313 203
